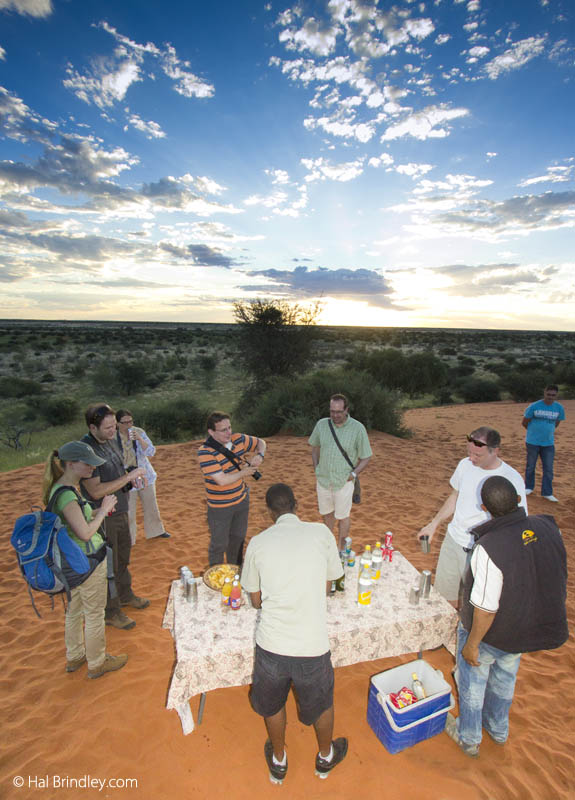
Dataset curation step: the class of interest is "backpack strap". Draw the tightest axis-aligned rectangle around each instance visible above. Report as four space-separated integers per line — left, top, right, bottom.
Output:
46 485 98 554
204 435 244 471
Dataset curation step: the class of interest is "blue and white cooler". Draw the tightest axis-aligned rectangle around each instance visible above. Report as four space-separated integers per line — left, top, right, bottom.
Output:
367 658 454 754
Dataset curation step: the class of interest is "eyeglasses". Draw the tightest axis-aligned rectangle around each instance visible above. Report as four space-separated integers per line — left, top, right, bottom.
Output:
466 435 487 448
119 419 133 425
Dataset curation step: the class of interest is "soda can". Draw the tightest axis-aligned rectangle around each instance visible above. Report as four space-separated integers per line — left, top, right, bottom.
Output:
387 545 394 563
385 531 393 548
344 536 352 555
420 535 430 554
347 550 356 567
420 569 432 598
409 585 420 605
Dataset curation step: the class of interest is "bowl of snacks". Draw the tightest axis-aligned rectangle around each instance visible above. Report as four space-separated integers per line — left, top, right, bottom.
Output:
203 563 239 591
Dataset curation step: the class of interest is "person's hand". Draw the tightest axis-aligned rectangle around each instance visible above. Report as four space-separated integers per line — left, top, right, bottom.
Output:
241 465 258 478
417 522 436 542
101 494 117 515
462 640 481 667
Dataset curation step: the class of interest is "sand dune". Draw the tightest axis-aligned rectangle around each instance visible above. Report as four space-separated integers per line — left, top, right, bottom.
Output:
1 400 573 799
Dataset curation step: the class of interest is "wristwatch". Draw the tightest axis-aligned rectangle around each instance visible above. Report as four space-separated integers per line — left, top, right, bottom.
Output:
257 452 265 460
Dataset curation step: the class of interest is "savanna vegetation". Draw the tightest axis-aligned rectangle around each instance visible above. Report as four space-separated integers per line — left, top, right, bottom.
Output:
0 315 573 471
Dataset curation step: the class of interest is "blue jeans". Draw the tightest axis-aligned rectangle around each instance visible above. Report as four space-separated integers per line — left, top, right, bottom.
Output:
525 443 555 496
456 623 521 747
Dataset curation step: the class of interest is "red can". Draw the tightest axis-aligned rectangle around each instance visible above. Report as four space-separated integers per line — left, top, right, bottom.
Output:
387 545 394 563
385 531 393 548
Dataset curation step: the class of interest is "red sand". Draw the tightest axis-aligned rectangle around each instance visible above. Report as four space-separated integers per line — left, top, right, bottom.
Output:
1 401 573 799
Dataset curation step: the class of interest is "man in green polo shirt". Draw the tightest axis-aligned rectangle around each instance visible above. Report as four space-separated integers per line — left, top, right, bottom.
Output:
308 394 372 549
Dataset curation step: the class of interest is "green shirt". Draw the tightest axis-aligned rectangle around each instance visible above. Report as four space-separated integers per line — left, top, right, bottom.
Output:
49 484 104 554
308 416 372 491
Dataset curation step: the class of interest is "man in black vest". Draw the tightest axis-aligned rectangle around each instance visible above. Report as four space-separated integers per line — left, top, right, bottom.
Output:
81 403 150 630
446 476 568 757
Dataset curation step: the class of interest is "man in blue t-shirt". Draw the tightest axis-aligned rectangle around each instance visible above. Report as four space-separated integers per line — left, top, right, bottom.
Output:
522 385 565 502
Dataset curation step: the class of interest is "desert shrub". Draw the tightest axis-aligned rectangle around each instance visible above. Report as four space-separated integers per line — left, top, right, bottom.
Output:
92 359 156 395
40 372 56 383
0 376 43 398
39 396 80 425
458 378 501 403
198 354 217 372
554 362 575 389
234 368 406 438
233 298 321 383
500 369 549 402
137 396 207 441
351 348 448 396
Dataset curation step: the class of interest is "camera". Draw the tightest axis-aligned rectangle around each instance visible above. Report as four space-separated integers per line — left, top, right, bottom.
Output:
252 470 261 481
122 465 137 493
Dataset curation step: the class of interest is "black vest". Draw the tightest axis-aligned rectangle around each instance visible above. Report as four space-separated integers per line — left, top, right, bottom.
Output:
80 432 129 514
460 509 568 653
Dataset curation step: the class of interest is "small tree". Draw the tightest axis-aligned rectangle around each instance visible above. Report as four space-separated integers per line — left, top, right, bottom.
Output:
232 298 321 383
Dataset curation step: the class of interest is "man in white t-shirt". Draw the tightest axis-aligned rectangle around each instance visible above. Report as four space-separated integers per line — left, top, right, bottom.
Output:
241 484 348 785
416 427 527 605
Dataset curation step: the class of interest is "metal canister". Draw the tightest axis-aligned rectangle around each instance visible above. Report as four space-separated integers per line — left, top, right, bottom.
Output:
387 545 394 563
344 536 352 555
420 535 430 554
186 575 198 604
385 531 393 549
180 566 190 591
409 585 420 605
420 569 432 598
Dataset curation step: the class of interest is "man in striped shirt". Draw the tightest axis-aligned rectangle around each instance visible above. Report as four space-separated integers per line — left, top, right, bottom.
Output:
198 411 266 566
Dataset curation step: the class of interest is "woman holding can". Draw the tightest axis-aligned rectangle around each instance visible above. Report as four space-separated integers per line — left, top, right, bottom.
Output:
42 441 128 679
115 408 171 544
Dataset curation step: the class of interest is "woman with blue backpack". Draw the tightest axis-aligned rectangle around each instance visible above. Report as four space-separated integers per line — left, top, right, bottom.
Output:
42 441 129 679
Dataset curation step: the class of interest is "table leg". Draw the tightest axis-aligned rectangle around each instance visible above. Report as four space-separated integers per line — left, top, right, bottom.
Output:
175 701 195 735
198 692 206 725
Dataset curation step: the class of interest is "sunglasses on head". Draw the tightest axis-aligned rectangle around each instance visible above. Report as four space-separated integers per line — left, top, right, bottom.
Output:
466 435 487 448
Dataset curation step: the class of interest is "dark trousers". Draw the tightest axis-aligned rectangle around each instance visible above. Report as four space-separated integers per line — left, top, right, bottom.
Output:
102 511 133 614
207 496 249 566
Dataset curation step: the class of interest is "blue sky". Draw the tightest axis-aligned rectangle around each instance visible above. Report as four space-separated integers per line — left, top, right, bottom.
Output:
0 0 574 329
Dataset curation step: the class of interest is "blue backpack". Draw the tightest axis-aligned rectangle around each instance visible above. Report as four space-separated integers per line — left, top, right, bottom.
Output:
11 486 107 617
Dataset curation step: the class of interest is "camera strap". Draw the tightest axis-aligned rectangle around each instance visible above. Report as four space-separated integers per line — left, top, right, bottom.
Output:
204 435 244 472
327 419 356 470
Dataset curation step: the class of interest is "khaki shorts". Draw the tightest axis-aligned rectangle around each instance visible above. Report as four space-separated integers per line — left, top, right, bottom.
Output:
434 532 471 603
316 480 354 520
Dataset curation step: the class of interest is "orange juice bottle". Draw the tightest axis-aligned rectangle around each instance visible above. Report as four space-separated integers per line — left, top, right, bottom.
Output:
230 579 241 610
221 577 232 606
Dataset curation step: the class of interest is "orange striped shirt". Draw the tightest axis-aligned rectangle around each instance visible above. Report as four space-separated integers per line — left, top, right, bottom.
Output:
198 433 259 508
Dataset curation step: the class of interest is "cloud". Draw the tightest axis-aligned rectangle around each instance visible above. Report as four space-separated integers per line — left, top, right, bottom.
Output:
403 190 575 240
0 46 5 60
484 36 547 79
242 265 396 307
0 0 51 17
278 16 340 56
432 262 560 296
396 162 434 179
518 163 574 187
124 112 166 139
63 22 215 114
158 242 239 268
301 156 365 183
381 104 469 141
64 59 142 109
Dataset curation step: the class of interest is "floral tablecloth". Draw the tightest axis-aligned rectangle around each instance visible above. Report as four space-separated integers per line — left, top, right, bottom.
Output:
162 552 457 733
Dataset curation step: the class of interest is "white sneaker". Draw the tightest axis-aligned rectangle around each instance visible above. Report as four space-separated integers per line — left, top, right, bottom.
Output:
525 489 533 495
542 495 558 502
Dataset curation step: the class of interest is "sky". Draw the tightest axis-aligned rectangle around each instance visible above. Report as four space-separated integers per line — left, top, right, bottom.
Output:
0 0 574 330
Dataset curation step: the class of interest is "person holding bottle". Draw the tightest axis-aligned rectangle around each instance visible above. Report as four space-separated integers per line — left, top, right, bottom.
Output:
241 484 347 784
115 408 171 544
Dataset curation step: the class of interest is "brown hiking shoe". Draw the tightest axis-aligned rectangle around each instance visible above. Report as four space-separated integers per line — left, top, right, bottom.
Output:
120 595 150 610
105 610 136 630
65 655 87 673
87 653 128 679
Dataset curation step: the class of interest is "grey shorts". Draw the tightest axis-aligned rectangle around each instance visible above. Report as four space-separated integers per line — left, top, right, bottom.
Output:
249 645 334 726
